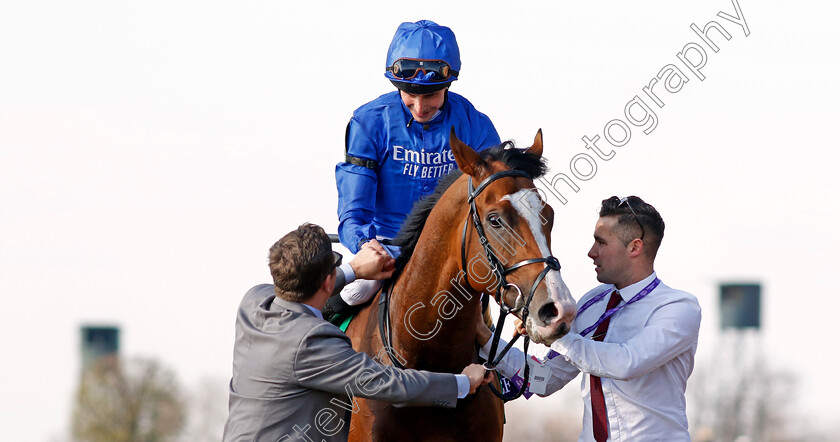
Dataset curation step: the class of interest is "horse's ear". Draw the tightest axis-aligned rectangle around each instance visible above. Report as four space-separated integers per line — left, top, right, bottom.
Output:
450 127 485 177
526 129 543 158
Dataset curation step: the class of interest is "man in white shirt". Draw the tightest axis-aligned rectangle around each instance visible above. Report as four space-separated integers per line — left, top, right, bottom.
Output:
477 196 701 442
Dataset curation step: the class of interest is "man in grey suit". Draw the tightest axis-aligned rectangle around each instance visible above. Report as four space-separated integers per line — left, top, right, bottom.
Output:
223 223 491 442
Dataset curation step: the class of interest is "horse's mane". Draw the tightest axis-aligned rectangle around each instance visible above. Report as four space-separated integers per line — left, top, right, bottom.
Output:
392 141 548 267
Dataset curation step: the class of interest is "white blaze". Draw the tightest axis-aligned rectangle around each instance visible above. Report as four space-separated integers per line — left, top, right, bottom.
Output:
502 190 575 308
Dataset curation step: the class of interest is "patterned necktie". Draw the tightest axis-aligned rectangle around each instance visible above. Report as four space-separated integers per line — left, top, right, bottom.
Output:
590 290 622 442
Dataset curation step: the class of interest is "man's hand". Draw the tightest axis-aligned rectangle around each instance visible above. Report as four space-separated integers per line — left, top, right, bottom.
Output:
361 238 388 254
514 318 528 337
350 240 396 280
462 363 494 394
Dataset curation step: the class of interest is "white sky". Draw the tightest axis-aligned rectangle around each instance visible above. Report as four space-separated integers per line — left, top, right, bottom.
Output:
2 0 838 440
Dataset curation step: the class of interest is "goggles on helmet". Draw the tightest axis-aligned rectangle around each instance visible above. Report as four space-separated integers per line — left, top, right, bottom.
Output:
387 58 457 82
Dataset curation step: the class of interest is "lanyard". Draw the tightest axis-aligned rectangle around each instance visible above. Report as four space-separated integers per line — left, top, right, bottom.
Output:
578 278 661 338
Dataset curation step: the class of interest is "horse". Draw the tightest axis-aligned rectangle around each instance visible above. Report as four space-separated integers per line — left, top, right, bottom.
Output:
343 129 577 441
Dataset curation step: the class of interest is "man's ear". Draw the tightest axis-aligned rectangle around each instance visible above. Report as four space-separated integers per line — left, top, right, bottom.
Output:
628 238 645 258
319 270 336 295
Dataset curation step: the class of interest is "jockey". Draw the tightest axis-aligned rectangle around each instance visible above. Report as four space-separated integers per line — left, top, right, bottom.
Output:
327 20 501 318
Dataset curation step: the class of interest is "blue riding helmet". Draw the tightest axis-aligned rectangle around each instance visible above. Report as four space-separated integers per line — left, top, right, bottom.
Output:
384 20 460 94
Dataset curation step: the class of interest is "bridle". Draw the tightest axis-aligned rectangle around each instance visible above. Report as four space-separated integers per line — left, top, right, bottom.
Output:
377 168 561 401
459 169 561 401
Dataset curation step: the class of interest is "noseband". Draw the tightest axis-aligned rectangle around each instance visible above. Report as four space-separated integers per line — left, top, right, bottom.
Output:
460 169 561 401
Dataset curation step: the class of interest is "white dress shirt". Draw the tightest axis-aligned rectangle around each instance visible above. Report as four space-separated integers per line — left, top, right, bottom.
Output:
481 272 701 441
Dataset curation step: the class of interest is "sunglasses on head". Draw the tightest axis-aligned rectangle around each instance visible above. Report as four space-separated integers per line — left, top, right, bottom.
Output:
617 197 645 241
387 58 455 82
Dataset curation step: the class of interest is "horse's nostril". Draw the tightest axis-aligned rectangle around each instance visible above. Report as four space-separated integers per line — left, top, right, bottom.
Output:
537 302 559 325
557 322 569 336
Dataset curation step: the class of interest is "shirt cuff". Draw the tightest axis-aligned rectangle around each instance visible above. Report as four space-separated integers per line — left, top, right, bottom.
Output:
356 238 372 252
339 263 356 285
550 332 579 355
479 335 501 359
455 374 470 399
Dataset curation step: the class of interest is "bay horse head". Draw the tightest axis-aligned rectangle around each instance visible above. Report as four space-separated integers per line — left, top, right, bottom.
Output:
450 128 576 345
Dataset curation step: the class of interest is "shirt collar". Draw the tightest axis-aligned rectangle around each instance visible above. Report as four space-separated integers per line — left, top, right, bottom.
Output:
271 296 324 320
303 303 324 320
615 271 657 301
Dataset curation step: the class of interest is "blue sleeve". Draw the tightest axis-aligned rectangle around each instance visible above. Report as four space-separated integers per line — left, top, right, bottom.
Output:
336 118 379 253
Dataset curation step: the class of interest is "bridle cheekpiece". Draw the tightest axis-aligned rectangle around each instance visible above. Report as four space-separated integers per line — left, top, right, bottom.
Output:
459 169 562 400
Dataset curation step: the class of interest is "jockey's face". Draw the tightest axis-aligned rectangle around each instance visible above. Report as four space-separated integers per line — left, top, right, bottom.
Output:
400 88 447 123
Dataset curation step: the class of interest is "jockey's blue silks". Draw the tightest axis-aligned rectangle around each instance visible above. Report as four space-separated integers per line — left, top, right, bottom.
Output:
335 91 499 253
336 19 499 253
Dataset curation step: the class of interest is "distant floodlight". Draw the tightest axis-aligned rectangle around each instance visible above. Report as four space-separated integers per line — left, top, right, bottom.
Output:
80 325 120 371
719 283 761 330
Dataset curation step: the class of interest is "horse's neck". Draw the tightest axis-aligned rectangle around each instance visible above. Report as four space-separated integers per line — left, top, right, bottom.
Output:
390 194 481 371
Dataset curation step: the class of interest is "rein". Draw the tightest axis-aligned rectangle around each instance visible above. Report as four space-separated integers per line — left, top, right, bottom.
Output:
378 275 406 369
377 169 561 401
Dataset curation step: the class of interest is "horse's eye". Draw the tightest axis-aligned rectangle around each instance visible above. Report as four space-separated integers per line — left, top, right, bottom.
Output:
487 213 503 228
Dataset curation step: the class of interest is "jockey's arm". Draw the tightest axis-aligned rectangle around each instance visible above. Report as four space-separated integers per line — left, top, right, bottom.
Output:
336 118 383 254
336 161 378 254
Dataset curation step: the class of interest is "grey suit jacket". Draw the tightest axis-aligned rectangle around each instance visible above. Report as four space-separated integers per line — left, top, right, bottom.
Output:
222 284 459 442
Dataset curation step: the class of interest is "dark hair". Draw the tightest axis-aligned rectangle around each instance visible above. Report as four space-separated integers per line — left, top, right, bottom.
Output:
599 196 665 259
268 223 334 302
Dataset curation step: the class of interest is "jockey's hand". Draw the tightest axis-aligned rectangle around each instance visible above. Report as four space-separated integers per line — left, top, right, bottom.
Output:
514 318 528 337
462 363 494 394
349 246 396 281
